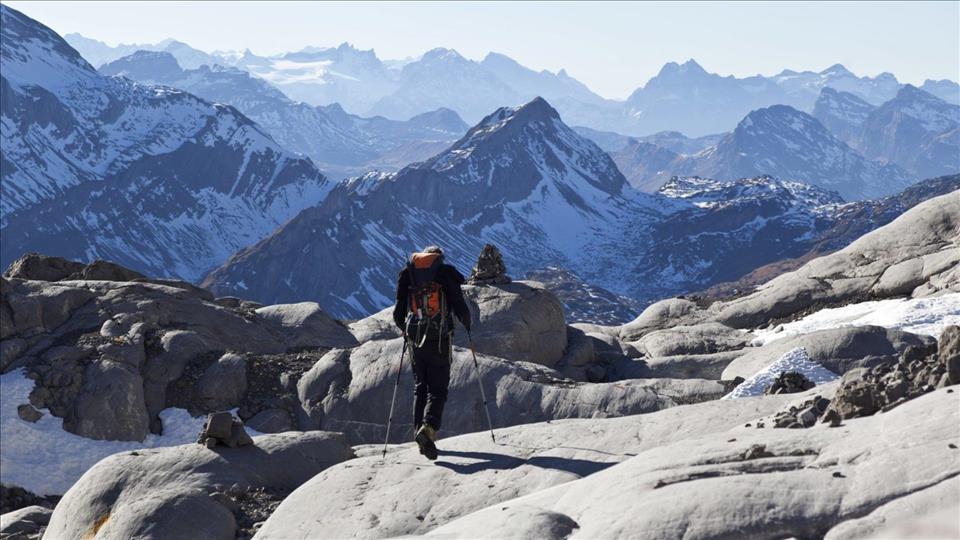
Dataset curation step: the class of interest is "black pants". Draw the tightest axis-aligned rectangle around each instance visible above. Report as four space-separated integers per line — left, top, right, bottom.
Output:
411 334 451 431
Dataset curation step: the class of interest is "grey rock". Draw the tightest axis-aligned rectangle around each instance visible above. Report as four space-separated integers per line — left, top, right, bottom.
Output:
940 325 960 384
131 278 214 301
196 353 247 411
618 298 701 342
635 322 751 358
347 307 401 343
3 253 86 282
296 349 352 428
212 296 244 309
0 505 52 538
453 281 567 368
256 391 803 539
0 338 26 372
245 409 294 434
559 327 595 369
70 260 146 282
16 404 42 423
98 318 123 338
297 338 714 445
44 432 354 540
722 325 934 380
202 412 235 441
420 389 959 540
625 350 743 380
254 302 358 349
64 358 150 441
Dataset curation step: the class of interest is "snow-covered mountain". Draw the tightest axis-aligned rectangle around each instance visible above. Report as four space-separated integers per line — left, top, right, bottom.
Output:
857 85 960 179
367 48 522 123
811 87 877 144
1 6 334 280
670 105 912 200
574 126 723 155
98 51 468 178
62 33 958 138
222 43 399 114
202 97 940 319
920 78 960 105
64 33 219 69
622 61 906 137
203 97 669 316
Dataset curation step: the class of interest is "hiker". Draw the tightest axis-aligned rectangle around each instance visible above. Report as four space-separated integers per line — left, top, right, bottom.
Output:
393 245 472 460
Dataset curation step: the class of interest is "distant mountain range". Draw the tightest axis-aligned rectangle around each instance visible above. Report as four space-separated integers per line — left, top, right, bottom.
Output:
98 50 468 179
64 33 960 137
612 86 959 199
4 8 956 325
201 96 955 319
1 5 334 280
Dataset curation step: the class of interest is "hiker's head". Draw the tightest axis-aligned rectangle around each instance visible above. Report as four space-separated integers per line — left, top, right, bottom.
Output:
422 245 444 256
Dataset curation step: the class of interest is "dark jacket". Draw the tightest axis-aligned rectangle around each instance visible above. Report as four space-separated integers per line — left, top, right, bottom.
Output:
393 264 471 332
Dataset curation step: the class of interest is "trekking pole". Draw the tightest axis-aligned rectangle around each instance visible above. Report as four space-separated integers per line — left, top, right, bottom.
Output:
382 337 408 459
466 330 497 444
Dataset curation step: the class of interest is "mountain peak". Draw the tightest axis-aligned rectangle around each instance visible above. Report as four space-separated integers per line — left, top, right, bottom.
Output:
821 63 854 77
421 47 466 63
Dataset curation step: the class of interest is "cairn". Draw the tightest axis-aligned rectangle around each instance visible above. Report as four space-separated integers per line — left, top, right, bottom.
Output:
197 411 254 449
468 244 511 285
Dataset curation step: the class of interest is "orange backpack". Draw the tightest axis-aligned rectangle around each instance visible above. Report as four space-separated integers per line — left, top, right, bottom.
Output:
407 251 447 345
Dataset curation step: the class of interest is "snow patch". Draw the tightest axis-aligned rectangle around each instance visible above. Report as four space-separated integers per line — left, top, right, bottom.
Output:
752 294 960 346
1 370 204 495
723 347 838 399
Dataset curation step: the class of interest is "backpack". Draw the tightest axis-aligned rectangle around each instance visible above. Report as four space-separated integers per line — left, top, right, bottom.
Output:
406 251 448 347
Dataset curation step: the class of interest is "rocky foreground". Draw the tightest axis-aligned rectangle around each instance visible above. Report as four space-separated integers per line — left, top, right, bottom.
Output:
0 191 958 538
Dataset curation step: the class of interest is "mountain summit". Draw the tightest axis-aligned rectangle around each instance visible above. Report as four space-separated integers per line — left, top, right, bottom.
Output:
203 97 659 315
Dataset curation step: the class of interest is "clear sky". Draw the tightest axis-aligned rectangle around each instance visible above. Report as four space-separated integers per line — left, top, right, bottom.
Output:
5 1 959 99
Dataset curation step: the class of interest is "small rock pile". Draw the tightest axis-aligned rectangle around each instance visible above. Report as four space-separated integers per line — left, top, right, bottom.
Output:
468 244 510 285
197 412 254 449
764 371 816 395
769 395 833 428
763 325 959 429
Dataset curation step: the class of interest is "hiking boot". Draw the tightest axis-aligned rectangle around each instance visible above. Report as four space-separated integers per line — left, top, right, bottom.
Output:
415 424 438 461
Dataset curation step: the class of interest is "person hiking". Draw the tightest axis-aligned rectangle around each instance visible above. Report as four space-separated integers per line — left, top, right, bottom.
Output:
393 245 471 460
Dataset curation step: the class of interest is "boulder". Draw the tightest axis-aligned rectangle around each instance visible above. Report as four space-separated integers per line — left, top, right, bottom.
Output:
633 322 752 358
765 371 816 395
131 278 214 301
296 339 708 444
254 302 358 349
940 325 960 385
609 350 744 381
255 392 801 539
722 325 935 380
16 403 42 423
70 260 146 282
0 505 52 538
196 353 247 411
422 388 959 540
64 358 150 441
44 432 355 540
454 281 566 368
347 307 401 343
619 298 702 342
3 253 85 282
712 192 960 329
245 408 294 434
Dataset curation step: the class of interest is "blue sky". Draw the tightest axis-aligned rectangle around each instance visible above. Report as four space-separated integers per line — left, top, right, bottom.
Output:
6 1 959 99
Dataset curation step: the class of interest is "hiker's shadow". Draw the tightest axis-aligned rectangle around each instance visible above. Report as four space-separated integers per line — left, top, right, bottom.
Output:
435 449 614 476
